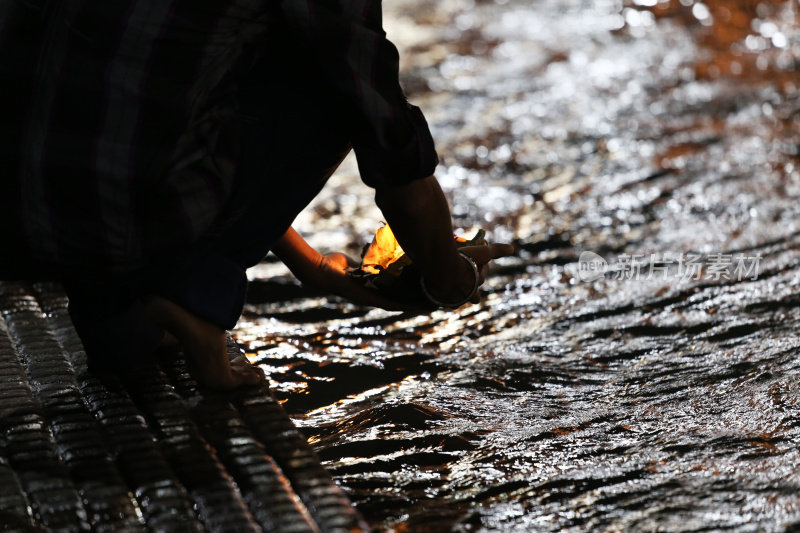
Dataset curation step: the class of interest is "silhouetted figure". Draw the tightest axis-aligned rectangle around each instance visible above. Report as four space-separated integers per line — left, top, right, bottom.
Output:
0 0 513 388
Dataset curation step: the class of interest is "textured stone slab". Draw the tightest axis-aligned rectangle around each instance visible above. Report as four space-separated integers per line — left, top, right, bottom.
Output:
0 282 367 533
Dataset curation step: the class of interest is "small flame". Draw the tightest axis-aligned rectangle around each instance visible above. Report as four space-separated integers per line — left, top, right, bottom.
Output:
361 224 405 275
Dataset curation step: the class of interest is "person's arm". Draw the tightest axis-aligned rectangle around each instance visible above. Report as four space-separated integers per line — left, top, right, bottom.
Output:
282 2 512 304
375 175 515 306
272 227 422 311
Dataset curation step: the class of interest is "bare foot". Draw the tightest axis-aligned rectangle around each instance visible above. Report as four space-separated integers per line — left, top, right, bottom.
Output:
145 296 264 389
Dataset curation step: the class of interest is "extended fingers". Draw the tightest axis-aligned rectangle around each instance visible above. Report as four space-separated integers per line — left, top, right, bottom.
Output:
479 261 489 284
460 243 516 266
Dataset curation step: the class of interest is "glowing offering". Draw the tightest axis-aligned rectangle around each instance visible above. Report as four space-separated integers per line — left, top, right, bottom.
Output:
348 224 487 306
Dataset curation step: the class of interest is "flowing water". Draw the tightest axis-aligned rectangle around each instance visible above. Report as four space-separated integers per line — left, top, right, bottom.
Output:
236 0 800 530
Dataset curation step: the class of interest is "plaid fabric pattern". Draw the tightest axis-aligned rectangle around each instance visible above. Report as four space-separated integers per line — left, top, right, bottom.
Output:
0 0 437 276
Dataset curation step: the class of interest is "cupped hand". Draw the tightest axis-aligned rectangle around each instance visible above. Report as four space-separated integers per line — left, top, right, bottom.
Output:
322 252 360 271
319 252 428 313
323 243 516 311
423 242 516 306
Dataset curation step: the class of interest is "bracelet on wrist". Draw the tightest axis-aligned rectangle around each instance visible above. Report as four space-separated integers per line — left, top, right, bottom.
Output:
420 252 480 309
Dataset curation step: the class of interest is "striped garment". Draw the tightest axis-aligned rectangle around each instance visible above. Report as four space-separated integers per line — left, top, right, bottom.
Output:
0 0 438 277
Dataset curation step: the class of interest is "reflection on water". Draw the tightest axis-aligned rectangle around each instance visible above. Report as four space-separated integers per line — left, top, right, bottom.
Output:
237 0 800 530
638 0 798 84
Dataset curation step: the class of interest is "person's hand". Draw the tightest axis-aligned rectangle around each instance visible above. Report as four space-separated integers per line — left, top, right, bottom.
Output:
375 175 516 309
320 251 359 272
313 250 430 312
274 227 514 313
322 242 516 311
422 242 516 307
274 228 429 312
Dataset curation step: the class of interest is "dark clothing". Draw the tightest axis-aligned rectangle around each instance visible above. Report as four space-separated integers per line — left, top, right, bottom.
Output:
0 0 438 369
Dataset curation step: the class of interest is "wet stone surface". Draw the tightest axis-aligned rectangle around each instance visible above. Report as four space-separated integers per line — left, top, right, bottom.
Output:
237 0 800 531
0 284 369 532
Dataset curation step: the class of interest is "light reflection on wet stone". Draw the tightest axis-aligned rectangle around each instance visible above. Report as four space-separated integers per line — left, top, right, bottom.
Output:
236 0 800 530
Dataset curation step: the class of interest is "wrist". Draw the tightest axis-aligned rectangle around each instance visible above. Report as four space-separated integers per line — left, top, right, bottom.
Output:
420 252 480 308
